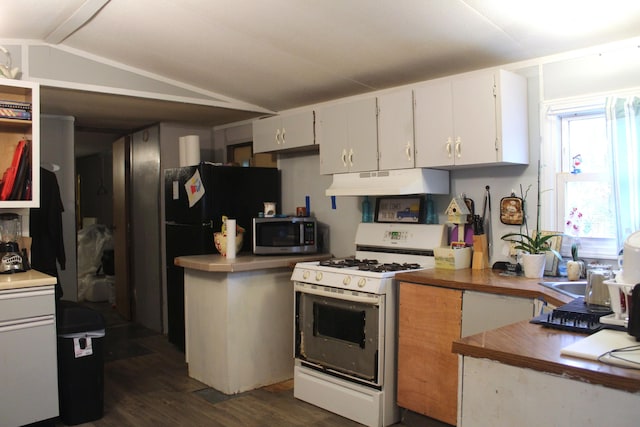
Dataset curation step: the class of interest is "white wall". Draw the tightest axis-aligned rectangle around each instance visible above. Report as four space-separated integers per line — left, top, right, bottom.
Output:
278 152 359 257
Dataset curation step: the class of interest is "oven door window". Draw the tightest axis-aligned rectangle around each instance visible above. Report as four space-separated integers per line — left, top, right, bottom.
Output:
314 303 366 348
296 291 382 383
256 222 299 247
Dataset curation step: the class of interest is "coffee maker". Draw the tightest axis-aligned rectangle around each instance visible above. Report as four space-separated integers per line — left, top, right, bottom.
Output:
0 213 27 273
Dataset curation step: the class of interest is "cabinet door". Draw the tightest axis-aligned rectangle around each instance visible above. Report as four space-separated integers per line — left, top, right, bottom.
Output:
0 80 39 208
347 97 378 173
318 103 349 175
252 116 282 153
451 71 498 166
461 291 535 337
414 81 455 168
280 110 315 151
495 69 529 165
397 282 462 425
0 287 58 426
318 98 377 175
377 89 414 170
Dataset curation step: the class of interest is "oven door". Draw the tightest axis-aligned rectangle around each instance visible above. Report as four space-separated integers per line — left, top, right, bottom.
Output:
294 282 384 387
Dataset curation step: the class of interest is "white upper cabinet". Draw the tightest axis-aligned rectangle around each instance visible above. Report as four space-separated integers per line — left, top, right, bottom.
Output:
377 89 415 170
0 79 40 208
414 69 528 168
318 97 378 175
252 110 315 153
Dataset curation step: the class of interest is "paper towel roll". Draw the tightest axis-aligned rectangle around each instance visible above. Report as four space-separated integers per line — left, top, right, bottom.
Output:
179 135 201 166
226 219 236 259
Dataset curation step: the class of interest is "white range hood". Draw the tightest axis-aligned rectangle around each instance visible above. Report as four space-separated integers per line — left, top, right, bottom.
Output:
325 168 450 196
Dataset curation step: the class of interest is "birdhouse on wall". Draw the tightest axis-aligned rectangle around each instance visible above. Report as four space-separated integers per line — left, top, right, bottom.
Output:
445 197 471 224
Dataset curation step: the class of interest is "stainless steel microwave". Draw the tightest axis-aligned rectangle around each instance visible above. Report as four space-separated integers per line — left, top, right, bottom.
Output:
252 216 317 255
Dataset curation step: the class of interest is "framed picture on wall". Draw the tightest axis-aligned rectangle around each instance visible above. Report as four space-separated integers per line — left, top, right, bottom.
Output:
375 196 425 223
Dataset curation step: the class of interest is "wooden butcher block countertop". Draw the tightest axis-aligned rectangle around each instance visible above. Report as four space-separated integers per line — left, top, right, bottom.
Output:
395 267 573 307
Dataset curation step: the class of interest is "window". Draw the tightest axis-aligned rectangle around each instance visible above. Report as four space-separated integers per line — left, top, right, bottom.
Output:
545 94 640 260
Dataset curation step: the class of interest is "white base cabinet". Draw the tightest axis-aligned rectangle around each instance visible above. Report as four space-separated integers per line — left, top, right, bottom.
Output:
0 285 58 426
461 291 536 337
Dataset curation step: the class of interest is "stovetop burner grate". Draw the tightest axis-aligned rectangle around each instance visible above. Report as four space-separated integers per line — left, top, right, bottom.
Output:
318 258 422 273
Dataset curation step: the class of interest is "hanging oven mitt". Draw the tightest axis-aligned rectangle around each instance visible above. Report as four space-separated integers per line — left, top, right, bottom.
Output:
500 193 524 225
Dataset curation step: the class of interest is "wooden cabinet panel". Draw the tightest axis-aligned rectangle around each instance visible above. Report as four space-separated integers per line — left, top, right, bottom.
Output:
397 282 462 425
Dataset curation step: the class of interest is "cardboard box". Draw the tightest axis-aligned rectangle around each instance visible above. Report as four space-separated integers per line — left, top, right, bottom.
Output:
434 246 472 270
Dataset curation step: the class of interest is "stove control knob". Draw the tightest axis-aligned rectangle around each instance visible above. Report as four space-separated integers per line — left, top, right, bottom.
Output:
315 271 323 281
302 270 310 280
358 277 367 288
343 276 351 286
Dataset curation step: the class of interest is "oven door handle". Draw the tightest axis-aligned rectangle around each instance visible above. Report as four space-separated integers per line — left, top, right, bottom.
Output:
295 284 382 305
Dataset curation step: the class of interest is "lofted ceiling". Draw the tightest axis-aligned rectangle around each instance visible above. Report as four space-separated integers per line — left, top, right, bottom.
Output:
1 0 640 132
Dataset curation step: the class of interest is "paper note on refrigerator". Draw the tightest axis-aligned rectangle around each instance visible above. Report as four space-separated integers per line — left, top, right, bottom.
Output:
185 169 205 207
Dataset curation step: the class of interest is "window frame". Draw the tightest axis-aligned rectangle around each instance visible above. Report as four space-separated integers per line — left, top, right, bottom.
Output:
543 97 619 260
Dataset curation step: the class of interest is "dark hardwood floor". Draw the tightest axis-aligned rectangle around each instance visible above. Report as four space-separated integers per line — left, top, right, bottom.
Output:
63 302 447 427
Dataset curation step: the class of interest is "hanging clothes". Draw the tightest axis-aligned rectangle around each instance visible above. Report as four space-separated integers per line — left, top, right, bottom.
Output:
30 167 66 299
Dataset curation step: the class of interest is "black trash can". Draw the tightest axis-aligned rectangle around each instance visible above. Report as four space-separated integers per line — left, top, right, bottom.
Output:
56 301 106 426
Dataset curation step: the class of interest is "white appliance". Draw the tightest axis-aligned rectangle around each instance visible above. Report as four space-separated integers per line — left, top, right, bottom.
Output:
291 223 447 427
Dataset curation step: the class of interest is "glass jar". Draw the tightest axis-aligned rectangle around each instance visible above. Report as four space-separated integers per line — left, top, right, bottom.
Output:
585 263 613 312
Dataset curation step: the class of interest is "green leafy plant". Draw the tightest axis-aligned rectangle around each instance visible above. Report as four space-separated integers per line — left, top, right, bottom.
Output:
571 243 579 261
500 161 562 259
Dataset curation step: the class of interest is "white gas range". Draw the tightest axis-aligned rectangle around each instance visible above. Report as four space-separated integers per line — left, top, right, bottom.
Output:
291 222 447 427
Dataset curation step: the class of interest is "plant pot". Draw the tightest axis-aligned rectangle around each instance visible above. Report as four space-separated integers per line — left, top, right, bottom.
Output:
566 260 584 281
521 253 546 279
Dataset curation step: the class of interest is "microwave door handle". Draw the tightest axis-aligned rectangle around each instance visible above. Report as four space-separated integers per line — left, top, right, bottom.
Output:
299 223 304 245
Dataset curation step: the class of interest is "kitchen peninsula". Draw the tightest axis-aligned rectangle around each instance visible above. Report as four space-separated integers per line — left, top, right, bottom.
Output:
174 253 331 395
395 268 640 427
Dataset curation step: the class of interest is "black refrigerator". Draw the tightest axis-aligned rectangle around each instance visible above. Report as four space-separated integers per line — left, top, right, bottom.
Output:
164 163 281 351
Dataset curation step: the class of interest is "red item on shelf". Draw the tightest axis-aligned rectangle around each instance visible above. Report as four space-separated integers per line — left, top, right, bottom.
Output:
0 139 26 200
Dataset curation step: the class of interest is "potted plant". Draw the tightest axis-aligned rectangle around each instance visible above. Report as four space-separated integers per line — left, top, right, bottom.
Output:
501 162 562 278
